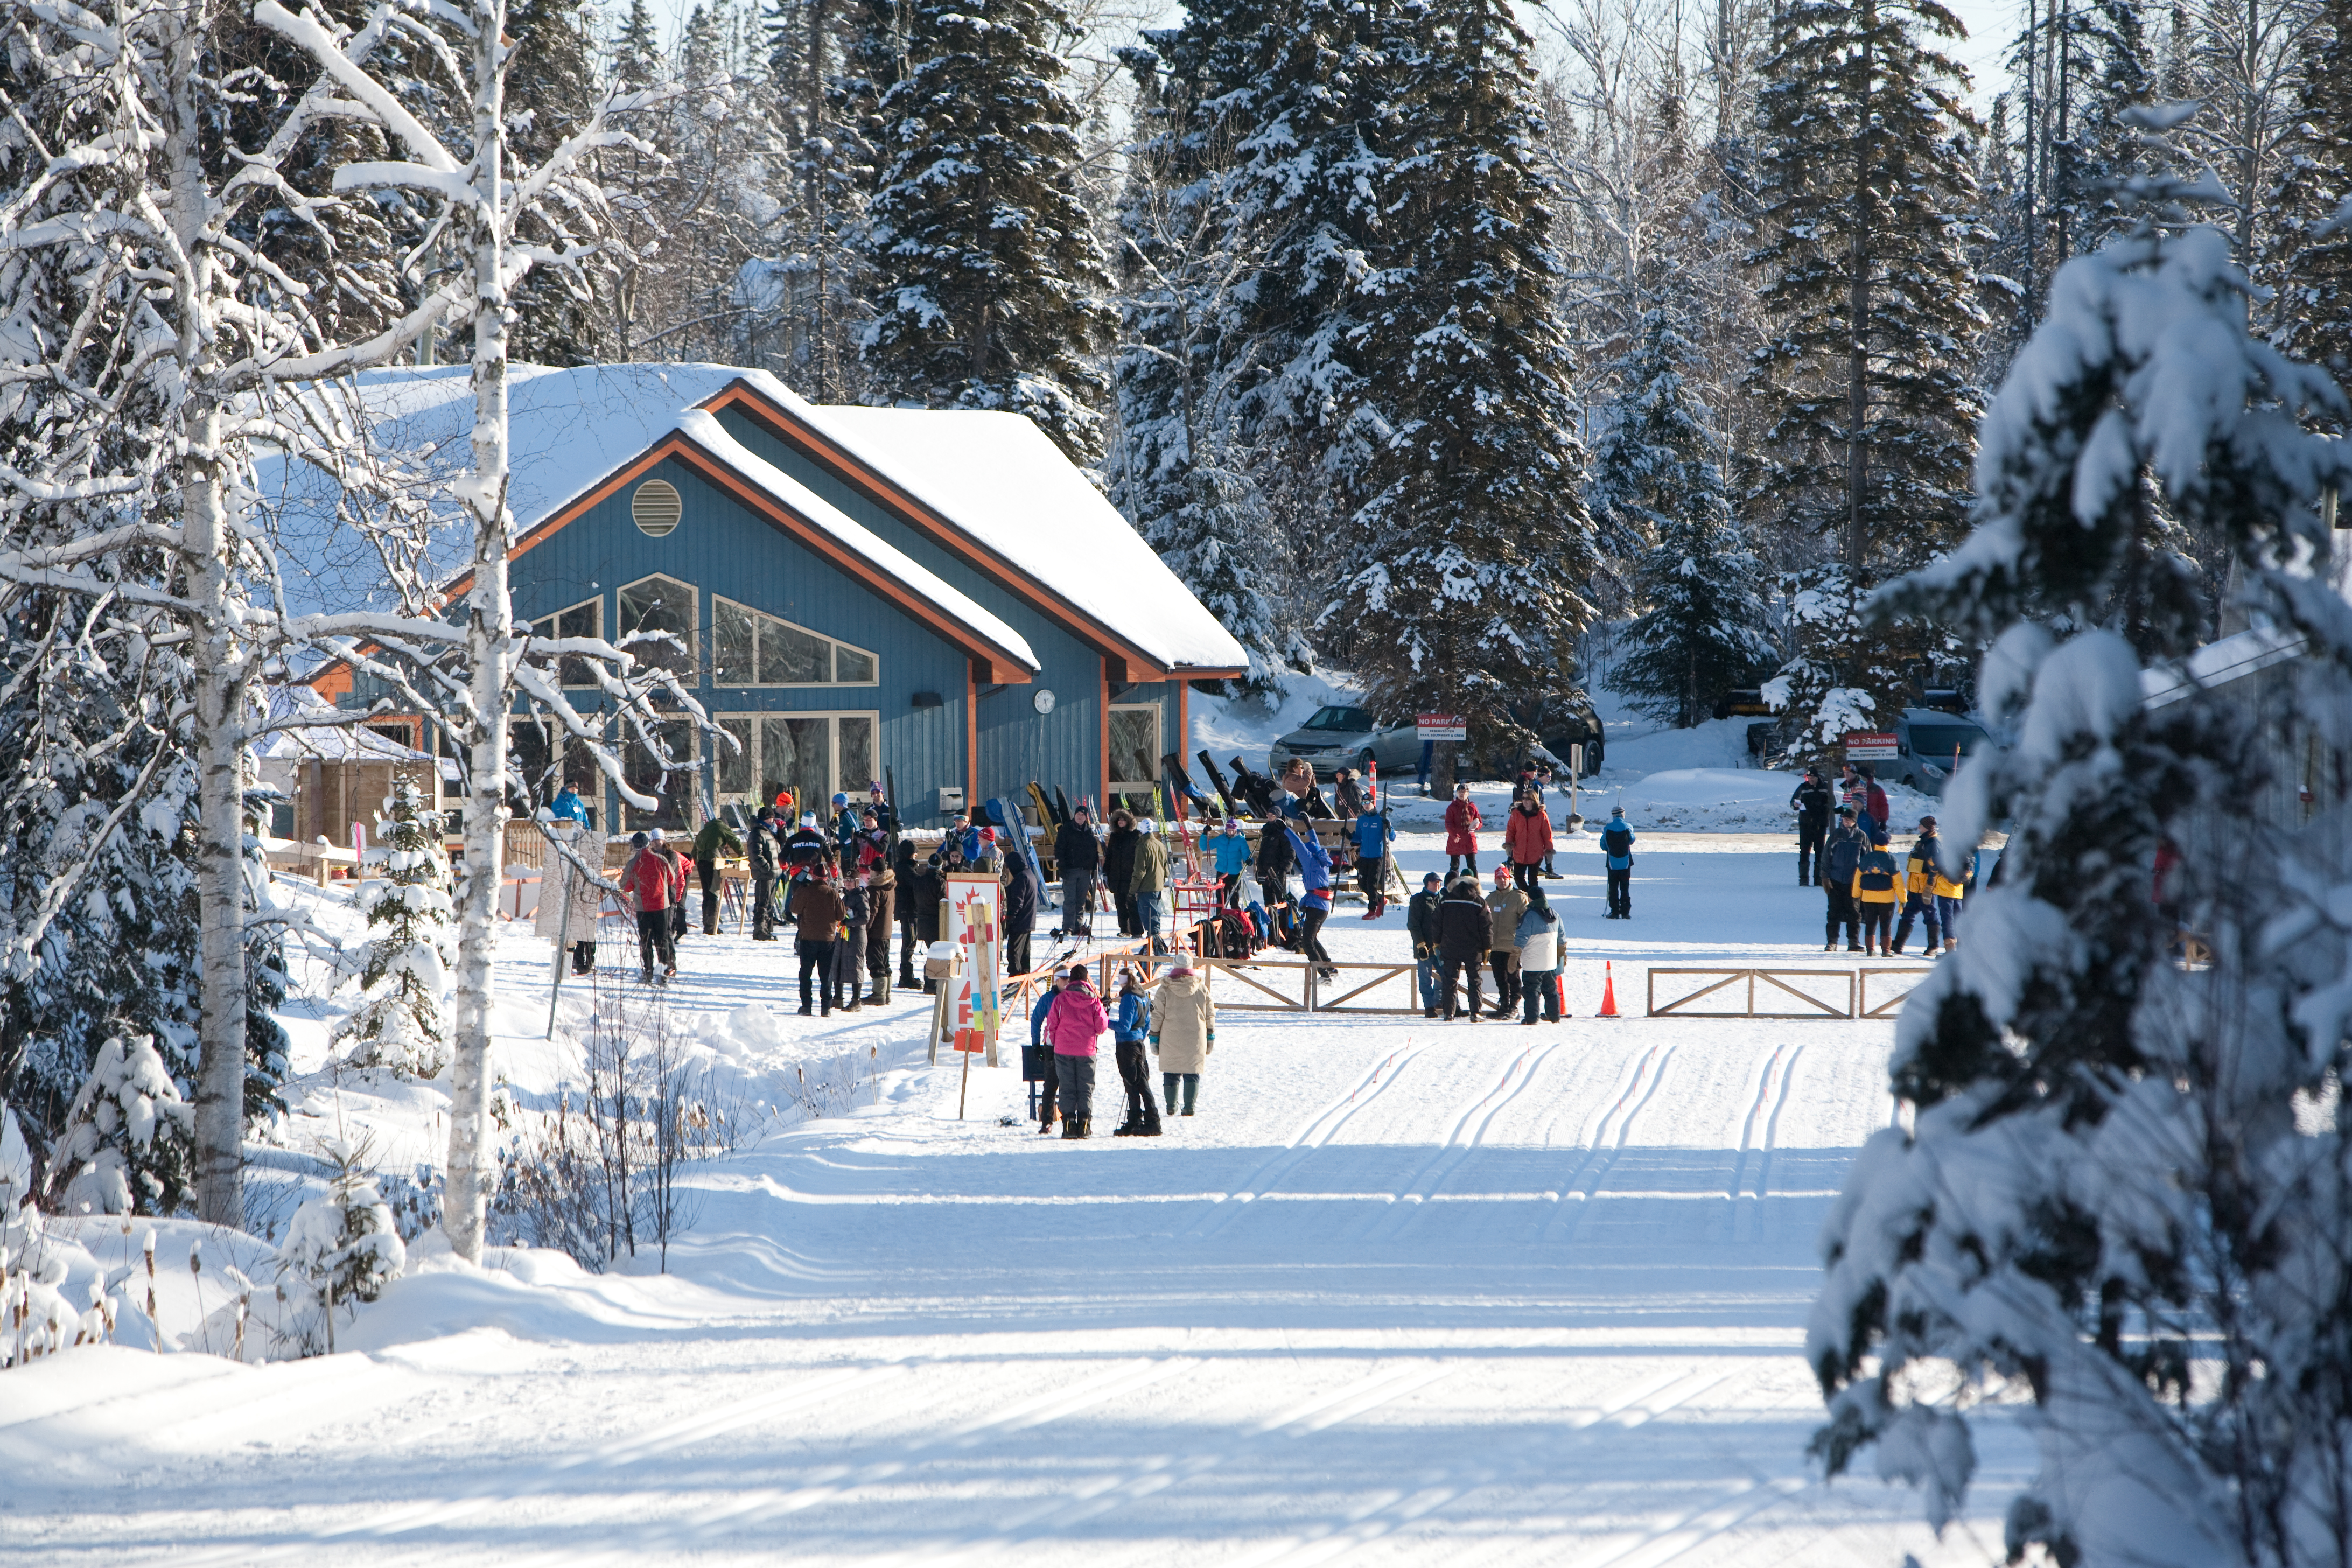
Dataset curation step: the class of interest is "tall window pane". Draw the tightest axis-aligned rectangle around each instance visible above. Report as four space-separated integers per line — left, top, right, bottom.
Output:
620 718 694 831
716 717 753 796
837 716 874 797
1108 705 1159 791
618 576 695 681
713 600 755 686
758 615 828 684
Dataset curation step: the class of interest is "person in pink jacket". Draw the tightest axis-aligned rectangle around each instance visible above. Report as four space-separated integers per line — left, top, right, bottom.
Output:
1503 796 1555 893
1445 785 1483 879
1044 967 1108 1139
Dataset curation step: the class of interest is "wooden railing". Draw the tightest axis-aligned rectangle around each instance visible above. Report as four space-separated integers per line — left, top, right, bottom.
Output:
1645 966 1934 1020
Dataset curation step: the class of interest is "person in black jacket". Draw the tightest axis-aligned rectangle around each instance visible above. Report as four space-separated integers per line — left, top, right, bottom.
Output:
1790 768 1833 886
1435 877 1494 1021
1254 808 1296 945
893 839 922 986
906 851 946 990
1054 805 1101 939
1103 809 1142 937
1003 851 1038 978
1407 871 1444 1016
1821 806 1866 951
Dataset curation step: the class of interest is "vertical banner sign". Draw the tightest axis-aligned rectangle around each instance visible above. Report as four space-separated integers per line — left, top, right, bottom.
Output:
943 873 1003 1068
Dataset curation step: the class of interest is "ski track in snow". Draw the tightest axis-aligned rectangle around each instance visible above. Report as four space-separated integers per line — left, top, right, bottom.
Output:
2 836 2026 1564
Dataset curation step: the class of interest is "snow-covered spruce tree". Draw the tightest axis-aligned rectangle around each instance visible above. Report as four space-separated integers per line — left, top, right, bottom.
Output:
274 1141 404 1356
1339 0 1597 778
1812 205 2352 1563
333 782 453 1079
1595 308 1777 727
1746 0 1990 741
1109 74 1307 699
855 0 1116 462
47 1033 195 1216
2271 0 2352 385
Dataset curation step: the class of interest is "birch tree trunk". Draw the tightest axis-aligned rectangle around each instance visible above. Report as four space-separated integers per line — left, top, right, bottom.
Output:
445 1 516 1264
163 10 254 1228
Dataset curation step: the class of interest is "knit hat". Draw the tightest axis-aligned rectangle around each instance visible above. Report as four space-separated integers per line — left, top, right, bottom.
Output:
629 831 648 848
1423 871 1441 885
1493 865 1511 886
832 792 849 806
1611 805 1625 817
1919 815 1938 829
800 813 817 828
1140 819 1157 834
648 827 666 843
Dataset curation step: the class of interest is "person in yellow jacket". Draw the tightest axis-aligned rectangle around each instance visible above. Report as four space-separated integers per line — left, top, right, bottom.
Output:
1851 827 1902 956
1892 815 1949 956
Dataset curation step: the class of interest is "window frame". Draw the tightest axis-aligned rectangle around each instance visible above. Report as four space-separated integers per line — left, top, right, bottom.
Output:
614 714 702 833
616 574 698 681
1107 702 1162 799
708 594 879 689
530 595 604 689
708 709 881 812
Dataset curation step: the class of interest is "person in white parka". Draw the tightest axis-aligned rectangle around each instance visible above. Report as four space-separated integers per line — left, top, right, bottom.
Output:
1151 962 1215 1116
534 822 611 975
1514 887 1564 1024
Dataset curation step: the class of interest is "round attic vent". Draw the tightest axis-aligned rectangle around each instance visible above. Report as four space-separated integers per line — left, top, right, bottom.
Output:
632 478 682 537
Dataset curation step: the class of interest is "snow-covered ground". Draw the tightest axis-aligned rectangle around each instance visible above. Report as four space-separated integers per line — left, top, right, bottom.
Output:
2 806 2022 1564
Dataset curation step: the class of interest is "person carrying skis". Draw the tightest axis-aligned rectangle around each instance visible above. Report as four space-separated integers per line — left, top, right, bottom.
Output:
1852 827 1902 955
1599 806 1636 918
1284 817 1338 977
1790 767 1833 886
1110 969 1162 1136
1003 846 1038 977
1054 803 1101 940
1045 966 1107 1138
1333 767 1368 820
691 813 745 936
1445 783 1483 879
1409 871 1445 1017
1503 794 1553 894
1351 805 1394 917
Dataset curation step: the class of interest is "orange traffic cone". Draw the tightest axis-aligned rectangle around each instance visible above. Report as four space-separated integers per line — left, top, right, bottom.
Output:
1597 961 1621 1019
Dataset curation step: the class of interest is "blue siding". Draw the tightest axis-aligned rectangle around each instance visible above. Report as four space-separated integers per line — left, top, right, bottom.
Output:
715 407 1193 813
509 456 972 826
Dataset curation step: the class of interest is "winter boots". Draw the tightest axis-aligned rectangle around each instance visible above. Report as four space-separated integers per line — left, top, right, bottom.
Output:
1061 1116 1090 1139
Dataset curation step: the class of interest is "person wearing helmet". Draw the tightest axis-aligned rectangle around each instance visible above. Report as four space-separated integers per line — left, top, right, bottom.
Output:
1599 806 1636 919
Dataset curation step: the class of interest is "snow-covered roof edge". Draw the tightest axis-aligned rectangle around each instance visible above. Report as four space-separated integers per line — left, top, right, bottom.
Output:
668 410 1040 674
718 370 1249 679
2140 626 2305 709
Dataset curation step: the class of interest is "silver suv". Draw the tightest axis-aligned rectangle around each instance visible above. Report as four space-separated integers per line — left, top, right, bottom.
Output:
1891 709 1993 795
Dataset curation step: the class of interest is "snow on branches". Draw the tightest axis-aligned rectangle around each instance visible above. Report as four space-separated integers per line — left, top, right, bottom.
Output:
334 783 454 1079
47 1034 194 1217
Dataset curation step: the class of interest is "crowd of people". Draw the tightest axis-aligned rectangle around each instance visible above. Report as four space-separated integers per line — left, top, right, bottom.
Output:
1789 762 1972 956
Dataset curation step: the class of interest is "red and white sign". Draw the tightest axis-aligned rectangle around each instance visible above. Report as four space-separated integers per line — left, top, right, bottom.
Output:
1416 712 1467 742
1842 731 1900 761
942 873 1002 1061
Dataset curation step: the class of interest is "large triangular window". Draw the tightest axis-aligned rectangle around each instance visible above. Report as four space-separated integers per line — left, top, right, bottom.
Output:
711 596 878 687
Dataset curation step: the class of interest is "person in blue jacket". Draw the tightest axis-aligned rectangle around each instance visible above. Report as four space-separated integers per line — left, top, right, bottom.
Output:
1600 805 1637 919
1110 969 1162 1136
548 781 589 825
1352 806 1395 918
1285 819 1338 977
1211 817 1254 908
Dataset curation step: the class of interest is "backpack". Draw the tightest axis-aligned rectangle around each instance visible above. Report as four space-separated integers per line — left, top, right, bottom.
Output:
1601 822 1633 867
1858 853 1898 894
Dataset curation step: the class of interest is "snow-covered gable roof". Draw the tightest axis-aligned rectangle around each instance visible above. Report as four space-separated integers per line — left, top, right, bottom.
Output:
2140 626 2306 709
723 372 1249 678
271 363 1039 675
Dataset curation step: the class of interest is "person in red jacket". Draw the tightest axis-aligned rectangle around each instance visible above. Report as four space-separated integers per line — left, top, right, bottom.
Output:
1444 784 1484 879
1502 795 1553 893
618 830 682 982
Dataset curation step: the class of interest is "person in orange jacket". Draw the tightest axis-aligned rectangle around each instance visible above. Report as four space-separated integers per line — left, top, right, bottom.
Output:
1444 784 1483 879
1503 795 1553 893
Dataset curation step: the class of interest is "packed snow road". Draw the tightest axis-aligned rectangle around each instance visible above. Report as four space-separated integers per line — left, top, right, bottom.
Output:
1 839 2020 1563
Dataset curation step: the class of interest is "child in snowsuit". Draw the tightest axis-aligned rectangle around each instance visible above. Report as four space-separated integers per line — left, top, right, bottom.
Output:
1600 807 1636 918
1852 829 1902 955
1110 971 1162 1136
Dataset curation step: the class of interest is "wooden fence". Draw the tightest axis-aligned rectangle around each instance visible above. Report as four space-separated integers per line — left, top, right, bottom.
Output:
1646 966 1934 1020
